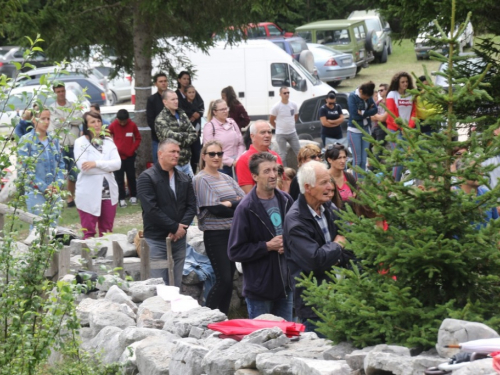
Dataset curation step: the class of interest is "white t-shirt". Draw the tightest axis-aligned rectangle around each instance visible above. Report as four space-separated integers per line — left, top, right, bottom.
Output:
271 101 298 135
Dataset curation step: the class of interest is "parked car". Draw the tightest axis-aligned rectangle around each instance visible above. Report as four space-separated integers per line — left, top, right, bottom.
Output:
296 19 375 72
415 21 474 60
296 92 349 145
348 10 392 63
18 65 112 104
93 66 132 105
0 46 51 78
0 85 90 130
434 53 488 90
269 37 315 73
100 104 137 124
307 44 356 87
17 77 108 107
244 22 294 38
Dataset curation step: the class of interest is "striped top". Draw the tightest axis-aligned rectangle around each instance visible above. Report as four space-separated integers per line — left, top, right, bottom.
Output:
193 170 245 231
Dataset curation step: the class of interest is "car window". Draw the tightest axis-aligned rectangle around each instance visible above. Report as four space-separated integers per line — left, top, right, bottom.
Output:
95 66 112 76
297 31 312 43
359 25 366 39
290 41 306 54
336 96 347 110
289 65 305 91
13 49 25 59
364 19 381 32
271 63 289 87
299 97 319 122
320 29 351 45
247 26 266 38
267 25 282 36
273 42 286 51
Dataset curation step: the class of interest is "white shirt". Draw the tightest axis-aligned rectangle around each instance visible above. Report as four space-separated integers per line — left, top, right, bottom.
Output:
271 101 298 135
74 136 121 216
49 100 83 147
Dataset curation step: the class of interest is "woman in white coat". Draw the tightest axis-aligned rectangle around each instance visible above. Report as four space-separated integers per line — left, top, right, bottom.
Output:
74 111 121 239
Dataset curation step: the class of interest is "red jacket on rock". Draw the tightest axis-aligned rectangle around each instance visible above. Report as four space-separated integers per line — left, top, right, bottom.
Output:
108 119 142 159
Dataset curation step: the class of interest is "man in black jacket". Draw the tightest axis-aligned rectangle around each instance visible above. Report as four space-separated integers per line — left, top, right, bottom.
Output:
283 160 349 335
137 138 196 287
228 152 294 321
146 72 168 164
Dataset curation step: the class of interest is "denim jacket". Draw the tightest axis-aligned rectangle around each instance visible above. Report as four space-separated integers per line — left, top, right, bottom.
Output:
347 90 378 129
18 130 65 193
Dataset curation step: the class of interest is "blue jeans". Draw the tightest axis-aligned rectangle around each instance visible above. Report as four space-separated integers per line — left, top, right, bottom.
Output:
175 163 194 178
245 292 293 321
27 191 62 230
152 140 158 164
302 317 326 338
389 129 404 181
62 146 78 182
348 131 369 180
145 237 186 287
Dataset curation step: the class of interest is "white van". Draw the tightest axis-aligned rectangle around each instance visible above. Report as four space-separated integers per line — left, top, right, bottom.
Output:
154 39 334 118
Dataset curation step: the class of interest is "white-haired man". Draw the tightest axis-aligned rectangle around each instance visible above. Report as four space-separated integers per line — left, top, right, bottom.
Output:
283 160 351 336
235 120 282 193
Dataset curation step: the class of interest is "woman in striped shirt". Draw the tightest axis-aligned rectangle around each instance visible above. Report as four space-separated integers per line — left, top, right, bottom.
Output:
193 140 245 314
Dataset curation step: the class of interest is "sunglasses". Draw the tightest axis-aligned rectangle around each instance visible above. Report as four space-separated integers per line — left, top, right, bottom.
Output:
378 89 385 92
205 152 224 158
310 154 323 160
282 92 290 95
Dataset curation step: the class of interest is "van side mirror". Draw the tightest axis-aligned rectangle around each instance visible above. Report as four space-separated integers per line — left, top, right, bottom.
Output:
299 79 307 92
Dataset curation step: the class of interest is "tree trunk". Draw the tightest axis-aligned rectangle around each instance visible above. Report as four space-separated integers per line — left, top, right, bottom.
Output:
133 0 153 174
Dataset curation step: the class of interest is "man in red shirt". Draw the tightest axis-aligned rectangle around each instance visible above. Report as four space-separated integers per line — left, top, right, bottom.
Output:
235 120 282 193
108 109 142 207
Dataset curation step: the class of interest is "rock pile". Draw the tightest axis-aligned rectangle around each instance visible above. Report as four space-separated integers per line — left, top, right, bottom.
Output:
71 277 500 375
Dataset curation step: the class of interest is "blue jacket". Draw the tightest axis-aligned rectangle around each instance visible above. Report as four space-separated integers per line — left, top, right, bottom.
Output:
18 130 65 193
283 194 352 319
347 90 378 129
228 187 293 301
14 120 34 139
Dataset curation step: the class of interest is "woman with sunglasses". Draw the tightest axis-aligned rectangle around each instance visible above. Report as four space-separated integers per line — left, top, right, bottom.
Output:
347 81 378 179
193 140 245 314
288 143 322 201
204 99 245 178
325 143 357 208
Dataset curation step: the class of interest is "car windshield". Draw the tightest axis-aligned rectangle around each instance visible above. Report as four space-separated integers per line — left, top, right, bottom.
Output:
317 29 351 45
291 59 321 86
364 19 381 32
297 31 312 43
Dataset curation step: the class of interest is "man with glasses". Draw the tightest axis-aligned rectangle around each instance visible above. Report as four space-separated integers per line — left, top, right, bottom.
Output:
269 86 300 167
319 91 345 147
147 72 169 164
155 89 197 177
235 120 282 194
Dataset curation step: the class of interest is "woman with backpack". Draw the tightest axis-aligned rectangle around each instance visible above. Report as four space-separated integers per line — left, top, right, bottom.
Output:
203 99 245 178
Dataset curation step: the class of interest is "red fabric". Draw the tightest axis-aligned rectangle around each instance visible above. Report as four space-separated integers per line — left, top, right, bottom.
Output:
492 351 500 373
386 94 416 131
108 119 142 159
235 145 282 188
208 319 305 338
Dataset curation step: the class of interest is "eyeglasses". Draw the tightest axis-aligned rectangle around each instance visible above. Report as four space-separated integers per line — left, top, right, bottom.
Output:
205 152 224 158
378 89 385 92
282 92 290 95
310 154 323 160
215 108 228 112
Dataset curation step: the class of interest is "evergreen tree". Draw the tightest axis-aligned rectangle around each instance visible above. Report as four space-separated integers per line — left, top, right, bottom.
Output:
300 4 500 348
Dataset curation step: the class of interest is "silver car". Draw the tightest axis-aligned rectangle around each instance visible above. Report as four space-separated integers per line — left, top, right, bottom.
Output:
307 43 356 87
93 66 132 105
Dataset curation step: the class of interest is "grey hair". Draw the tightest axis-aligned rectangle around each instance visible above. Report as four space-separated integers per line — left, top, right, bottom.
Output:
297 161 327 194
158 138 180 151
161 89 177 100
249 120 272 135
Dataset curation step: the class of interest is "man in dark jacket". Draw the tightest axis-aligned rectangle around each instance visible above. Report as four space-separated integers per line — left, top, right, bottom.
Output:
283 160 350 335
146 72 168 164
137 138 196 287
228 152 294 321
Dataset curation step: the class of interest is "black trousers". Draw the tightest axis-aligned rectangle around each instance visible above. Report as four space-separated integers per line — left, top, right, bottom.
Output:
114 155 137 200
203 229 235 315
190 136 202 174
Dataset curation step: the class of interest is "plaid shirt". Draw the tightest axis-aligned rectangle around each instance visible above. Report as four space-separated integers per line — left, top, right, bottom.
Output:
307 204 331 242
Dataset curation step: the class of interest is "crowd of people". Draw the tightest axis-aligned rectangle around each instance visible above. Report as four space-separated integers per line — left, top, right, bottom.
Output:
16 69 493 336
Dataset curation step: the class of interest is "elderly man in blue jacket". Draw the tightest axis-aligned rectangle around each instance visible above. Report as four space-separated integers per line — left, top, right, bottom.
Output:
228 152 294 321
283 160 352 335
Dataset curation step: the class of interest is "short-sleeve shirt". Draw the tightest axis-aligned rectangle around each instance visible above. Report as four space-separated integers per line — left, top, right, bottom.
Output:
319 103 343 139
193 170 245 230
270 101 298 135
235 145 283 188
259 195 283 235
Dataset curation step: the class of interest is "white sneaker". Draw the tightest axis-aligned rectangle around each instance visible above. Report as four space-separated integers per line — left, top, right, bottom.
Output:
119 200 127 208
130 197 138 205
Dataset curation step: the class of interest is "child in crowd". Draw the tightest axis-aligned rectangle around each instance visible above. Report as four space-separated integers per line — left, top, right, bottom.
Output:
108 109 142 207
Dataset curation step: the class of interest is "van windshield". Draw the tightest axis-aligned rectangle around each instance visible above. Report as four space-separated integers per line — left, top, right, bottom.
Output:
291 59 321 86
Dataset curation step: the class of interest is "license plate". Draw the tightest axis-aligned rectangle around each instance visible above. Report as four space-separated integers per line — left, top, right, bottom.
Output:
342 58 351 64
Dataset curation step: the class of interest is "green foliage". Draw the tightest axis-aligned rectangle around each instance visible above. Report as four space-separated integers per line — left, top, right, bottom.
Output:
302 5 500 348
